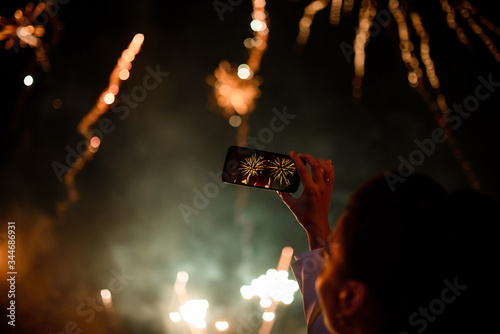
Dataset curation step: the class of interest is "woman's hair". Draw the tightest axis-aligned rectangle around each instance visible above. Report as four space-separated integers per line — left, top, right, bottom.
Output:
339 171 493 333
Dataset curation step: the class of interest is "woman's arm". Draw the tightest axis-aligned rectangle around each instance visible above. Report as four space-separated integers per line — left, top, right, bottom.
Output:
278 151 334 250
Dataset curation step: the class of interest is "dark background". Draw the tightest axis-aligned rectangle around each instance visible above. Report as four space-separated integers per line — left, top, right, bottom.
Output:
1 0 499 333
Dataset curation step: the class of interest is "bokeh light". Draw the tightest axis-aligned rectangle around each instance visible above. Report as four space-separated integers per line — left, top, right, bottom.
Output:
119 69 130 80
250 19 267 32
260 297 272 308
229 115 242 127
237 64 252 79
215 320 229 331
169 312 182 323
177 271 189 282
90 136 101 149
23 75 33 86
244 38 254 48
100 289 112 307
240 268 299 306
132 32 145 45
109 84 119 95
103 92 115 105
52 98 62 109
263 312 275 322
179 299 209 329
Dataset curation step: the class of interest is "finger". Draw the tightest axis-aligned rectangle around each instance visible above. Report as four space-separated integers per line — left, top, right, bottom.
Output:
326 159 334 185
319 159 328 173
278 190 296 208
289 151 314 188
326 159 334 173
313 159 329 186
317 160 327 182
299 153 323 184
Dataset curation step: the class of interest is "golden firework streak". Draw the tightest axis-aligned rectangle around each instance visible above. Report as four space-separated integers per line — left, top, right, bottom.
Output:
293 0 499 190
207 0 269 146
206 1 271 283
57 34 144 217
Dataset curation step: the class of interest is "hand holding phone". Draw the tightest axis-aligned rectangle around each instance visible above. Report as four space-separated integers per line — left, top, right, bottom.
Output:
220 146 301 193
278 151 335 250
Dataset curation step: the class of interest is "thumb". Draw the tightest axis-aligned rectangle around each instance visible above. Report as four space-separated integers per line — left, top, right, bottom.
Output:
278 191 295 208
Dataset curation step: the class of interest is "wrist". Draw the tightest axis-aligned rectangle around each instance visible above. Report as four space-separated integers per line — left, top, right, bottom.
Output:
306 220 331 250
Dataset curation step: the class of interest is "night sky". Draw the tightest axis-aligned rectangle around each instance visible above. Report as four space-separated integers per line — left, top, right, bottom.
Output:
1 0 499 333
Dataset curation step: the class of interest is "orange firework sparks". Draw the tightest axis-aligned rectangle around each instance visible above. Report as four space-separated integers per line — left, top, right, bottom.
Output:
295 0 499 95
208 61 262 118
294 0 500 190
0 1 60 71
454 0 500 62
206 0 270 275
0 2 45 50
295 0 329 52
352 0 377 98
207 0 269 145
57 33 144 217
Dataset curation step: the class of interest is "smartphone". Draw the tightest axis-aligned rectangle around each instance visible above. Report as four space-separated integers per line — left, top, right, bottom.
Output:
220 146 301 193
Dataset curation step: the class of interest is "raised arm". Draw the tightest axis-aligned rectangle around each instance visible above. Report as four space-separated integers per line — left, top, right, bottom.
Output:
278 151 334 250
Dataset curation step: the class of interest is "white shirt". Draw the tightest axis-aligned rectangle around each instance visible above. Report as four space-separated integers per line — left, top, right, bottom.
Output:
291 249 331 334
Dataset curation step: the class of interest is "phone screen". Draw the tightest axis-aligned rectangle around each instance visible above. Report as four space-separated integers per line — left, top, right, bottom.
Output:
220 146 301 193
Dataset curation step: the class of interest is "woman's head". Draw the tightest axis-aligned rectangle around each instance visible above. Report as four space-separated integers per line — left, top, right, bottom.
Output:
316 172 481 333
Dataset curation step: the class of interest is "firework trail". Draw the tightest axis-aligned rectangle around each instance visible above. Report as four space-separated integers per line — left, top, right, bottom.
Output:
207 0 269 146
294 0 500 190
56 33 144 218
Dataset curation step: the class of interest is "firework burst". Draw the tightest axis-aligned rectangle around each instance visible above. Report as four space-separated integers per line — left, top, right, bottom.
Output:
0 2 46 50
0 1 63 71
239 154 266 182
269 158 296 186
